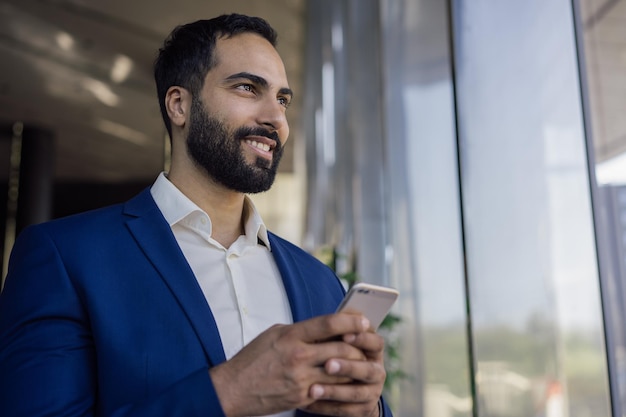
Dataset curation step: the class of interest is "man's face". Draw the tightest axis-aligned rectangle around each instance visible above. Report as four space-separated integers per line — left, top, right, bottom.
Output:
186 96 284 193
186 33 292 193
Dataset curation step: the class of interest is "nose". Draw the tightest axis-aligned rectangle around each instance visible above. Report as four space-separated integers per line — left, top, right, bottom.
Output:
257 98 289 140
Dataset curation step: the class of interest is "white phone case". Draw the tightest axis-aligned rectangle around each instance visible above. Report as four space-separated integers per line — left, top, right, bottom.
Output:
336 283 399 330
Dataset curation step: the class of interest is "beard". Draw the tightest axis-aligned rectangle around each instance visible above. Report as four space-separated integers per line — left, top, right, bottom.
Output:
186 97 284 194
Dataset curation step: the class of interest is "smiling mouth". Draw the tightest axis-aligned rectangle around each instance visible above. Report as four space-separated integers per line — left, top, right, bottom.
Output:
245 139 272 152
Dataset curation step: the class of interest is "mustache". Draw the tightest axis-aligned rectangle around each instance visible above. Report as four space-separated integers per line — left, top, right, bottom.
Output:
235 126 281 149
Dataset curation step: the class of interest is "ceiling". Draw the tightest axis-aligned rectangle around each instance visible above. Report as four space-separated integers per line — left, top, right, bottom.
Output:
0 0 305 182
1 0 624 185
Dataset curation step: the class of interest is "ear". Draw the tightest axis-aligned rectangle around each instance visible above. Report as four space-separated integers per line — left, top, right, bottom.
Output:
165 86 191 129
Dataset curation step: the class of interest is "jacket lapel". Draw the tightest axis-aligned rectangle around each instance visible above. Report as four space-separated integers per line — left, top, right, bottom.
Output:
270 235 338 417
268 233 314 322
123 189 227 367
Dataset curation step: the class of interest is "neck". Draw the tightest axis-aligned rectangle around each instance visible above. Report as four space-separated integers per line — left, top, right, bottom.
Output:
168 163 246 248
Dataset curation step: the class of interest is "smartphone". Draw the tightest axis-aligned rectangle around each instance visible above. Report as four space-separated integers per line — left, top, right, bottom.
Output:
336 283 399 331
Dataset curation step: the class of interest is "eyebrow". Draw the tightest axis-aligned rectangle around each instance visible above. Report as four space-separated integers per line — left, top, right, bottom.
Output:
226 71 293 99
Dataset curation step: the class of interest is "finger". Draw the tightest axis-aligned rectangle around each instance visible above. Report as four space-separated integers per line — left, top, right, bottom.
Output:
300 340 367 368
290 313 370 343
343 332 385 358
324 358 386 384
309 381 381 403
311 368 353 385
302 399 379 417
274 336 367 375
322 340 368 361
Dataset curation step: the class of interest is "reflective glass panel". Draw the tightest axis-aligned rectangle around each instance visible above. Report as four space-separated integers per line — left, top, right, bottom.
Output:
381 0 472 415
452 1 611 416
577 0 626 415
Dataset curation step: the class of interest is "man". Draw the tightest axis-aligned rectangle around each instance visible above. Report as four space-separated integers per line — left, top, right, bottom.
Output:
0 14 392 417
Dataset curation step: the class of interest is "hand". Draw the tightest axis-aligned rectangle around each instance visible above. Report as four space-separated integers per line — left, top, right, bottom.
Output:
209 313 371 417
300 325 386 417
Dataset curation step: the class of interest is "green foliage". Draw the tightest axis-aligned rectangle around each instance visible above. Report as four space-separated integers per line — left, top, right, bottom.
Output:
319 246 408 393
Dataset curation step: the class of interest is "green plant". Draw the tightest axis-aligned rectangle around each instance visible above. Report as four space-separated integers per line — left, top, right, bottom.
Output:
318 246 408 393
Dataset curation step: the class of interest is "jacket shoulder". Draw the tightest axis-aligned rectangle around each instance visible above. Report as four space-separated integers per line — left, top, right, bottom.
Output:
20 187 155 238
267 232 333 271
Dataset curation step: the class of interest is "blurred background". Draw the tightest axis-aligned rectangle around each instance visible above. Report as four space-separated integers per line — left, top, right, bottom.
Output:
1 0 626 416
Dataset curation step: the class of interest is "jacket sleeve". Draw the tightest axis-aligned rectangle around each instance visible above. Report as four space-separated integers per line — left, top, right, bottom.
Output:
0 226 227 417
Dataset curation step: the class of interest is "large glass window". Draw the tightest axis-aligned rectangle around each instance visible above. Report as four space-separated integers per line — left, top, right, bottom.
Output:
576 0 626 416
381 0 472 415
303 1 617 416
452 1 611 416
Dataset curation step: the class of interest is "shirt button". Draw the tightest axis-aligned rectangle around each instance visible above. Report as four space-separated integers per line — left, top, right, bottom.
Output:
242 307 248 315
200 217 207 225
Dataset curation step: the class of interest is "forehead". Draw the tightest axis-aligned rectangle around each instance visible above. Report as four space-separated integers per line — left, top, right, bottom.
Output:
210 32 289 87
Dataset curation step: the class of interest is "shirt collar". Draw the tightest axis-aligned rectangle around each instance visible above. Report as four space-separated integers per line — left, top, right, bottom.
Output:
150 172 271 250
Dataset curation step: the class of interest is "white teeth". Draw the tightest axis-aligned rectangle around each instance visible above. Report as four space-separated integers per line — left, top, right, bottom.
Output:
247 140 271 152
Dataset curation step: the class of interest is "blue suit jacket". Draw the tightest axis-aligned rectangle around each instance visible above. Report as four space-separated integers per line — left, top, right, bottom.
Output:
0 189 392 417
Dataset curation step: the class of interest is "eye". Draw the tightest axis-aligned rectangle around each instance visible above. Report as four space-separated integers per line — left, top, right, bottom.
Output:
278 96 291 108
236 84 255 93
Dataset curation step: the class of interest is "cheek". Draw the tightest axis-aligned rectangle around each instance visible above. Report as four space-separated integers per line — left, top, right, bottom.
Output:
279 127 290 145
203 96 238 123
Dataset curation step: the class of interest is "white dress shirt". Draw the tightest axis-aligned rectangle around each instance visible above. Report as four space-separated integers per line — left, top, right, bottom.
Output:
151 173 294 417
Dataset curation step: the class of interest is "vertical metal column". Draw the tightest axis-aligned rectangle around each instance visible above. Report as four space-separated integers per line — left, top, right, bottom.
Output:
2 123 54 288
15 125 55 234
346 0 389 285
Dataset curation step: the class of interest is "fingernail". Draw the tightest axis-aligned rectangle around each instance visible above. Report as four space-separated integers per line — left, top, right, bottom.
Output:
361 317 370 330
344 333 356 343
310 384 324 399
327 359 340 374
